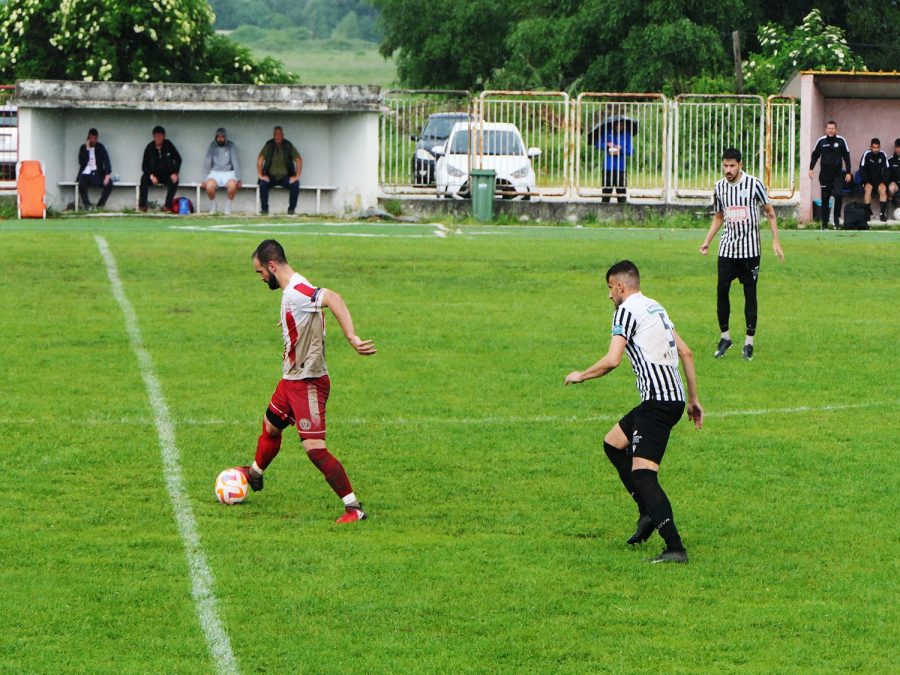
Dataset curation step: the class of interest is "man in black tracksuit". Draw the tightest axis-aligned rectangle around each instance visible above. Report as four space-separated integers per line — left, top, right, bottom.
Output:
859 138 890 222
139 125 182 212
889 138 900 209
808 120 852 229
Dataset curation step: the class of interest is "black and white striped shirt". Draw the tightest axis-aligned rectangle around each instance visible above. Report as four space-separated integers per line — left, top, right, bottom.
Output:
612 292 685 403
713 172 770 259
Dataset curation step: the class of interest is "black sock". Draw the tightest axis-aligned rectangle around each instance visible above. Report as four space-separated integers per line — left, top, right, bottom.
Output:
631 469 684 551
604 442 644 515
881 201 888 215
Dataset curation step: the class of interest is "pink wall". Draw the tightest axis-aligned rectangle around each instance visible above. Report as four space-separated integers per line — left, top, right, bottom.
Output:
799 74 900 223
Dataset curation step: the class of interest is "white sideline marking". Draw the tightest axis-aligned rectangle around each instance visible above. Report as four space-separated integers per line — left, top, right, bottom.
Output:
171 221 449 238
94 236 239 675
3 398 893 429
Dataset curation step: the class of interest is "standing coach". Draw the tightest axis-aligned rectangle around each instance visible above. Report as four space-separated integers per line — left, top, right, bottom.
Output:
808 120 852 230
699 148 784 362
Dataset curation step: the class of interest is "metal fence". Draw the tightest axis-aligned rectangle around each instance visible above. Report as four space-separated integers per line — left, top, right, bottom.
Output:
672 94 765 198
765 95 798 199
379 90 471 194
379 90 798 203
575 93 668 199
0 84 16 183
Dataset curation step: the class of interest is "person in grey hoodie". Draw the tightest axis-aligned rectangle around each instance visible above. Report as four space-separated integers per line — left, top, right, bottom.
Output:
202 127 242 214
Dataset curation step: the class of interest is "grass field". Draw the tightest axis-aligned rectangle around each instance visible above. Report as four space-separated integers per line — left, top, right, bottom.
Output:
1 217 898 673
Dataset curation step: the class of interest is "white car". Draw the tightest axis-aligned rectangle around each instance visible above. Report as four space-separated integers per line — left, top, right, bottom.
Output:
433 122 540 199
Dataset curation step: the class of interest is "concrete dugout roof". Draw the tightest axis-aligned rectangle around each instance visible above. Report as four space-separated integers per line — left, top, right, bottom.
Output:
14 80 382 112
781 70 900 99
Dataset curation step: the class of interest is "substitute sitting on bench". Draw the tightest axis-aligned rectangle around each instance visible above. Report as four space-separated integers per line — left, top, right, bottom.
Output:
257 126 302 215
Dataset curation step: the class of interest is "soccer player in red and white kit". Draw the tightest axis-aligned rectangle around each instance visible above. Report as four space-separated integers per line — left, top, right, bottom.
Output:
241 239 376 523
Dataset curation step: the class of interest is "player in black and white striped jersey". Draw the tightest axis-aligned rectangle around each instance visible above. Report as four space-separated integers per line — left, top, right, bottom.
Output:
700 148 784 361
565 261 703 564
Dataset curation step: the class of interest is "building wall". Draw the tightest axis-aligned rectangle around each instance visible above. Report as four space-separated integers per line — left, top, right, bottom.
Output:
798 75 825 223
824 99 899 166
20 106 379 214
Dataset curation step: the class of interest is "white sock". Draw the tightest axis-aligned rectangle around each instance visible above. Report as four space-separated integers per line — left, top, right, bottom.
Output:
721 330 731 341
342 492 359 507
224 199 233 214
745 335 755 346
250 461 263 475
208 200 216 214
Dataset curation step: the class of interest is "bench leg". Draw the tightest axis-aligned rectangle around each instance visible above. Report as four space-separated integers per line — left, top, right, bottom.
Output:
316 189 321 215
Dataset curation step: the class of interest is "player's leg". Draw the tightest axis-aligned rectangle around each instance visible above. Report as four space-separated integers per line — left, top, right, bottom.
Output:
818 181 830 229
629 403 688 562
863 182 873 206
293 376 365 522
163 176 178 211
286 178 300 215
715 257 737 357
738 257 760 360
98 176 112 208
830 176 844 228
878 182 888 221
604 409 651 543
205 178 218 214
242 381 294 491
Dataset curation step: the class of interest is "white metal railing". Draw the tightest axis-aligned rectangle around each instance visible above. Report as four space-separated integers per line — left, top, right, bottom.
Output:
378 90 798 203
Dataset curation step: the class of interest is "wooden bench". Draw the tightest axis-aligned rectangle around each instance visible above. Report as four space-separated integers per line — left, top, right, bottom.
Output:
60 180 337 214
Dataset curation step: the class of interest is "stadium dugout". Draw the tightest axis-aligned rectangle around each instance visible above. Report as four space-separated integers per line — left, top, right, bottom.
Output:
782 70 900 224
13 80 380 215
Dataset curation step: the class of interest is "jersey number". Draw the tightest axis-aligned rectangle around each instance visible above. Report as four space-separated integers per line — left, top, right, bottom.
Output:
649 307 676 348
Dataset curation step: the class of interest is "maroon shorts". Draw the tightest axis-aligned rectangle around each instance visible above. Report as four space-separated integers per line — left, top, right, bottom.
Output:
267 375 331 440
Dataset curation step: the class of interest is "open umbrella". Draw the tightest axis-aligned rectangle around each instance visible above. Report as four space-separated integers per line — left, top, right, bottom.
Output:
587 115 638 146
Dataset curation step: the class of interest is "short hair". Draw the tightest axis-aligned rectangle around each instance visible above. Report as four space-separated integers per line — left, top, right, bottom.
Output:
606 260 640 287
722 147 742 162
895 138 900 148
87 127 98 137
152 125 165 135
826 120 837 127
870 137 880 146
273 125 283 133
253 239 287 265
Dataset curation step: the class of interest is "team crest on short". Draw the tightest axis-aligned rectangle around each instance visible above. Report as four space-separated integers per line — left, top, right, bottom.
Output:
298 418 312 431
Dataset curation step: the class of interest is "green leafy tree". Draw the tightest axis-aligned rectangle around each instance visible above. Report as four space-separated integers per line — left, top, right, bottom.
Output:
743 9 866 94
0 0 297 83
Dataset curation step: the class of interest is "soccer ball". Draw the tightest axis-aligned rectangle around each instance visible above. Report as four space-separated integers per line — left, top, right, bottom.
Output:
894 207 900 222
215 468 248 505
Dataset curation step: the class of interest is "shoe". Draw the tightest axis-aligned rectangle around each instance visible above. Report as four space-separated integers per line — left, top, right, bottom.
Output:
820 222 828 230
260 208 268 215
648 548 688 564
626 515 655 545
238 465 264 492
833 219 841 229
880 212 888 222
742 344 754 361
713 338 733 358
335 504 367 523
83 203 94 211
138 205 148 213
287 208 296 216
208 203 216 215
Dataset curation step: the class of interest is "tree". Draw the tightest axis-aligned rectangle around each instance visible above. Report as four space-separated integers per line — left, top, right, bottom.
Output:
0 0 297 84
743 9 866 94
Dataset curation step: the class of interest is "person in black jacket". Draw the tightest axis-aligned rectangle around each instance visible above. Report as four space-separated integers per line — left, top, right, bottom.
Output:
808 120 852 230
887 138 900 209
859 138 889 222
77 128 113 209
139 125 181 212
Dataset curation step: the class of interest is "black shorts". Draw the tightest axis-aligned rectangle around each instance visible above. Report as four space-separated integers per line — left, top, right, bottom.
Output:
718 255 760 286
617 400 685 464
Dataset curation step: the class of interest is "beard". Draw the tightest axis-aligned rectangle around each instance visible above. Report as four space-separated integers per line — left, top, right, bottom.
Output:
217 139 226 146
267 274 279 290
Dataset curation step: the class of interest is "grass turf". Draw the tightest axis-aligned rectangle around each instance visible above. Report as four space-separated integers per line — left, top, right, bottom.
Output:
0 217 897 673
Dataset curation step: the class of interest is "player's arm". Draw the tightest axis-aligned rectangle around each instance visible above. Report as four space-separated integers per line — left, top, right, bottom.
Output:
700 211 724 255
564 335 626 385
763 202 784 261
674 330 703 429
320 290 376 355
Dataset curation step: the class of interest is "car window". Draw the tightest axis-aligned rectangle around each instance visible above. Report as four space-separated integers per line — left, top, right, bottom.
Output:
450 130 524 156
422 115 467 140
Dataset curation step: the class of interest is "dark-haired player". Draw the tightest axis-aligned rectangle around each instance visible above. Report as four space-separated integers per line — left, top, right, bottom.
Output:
859 138 890 222
700 148 784 362
808 120 852 229
241 239 376 523
565 261 703 564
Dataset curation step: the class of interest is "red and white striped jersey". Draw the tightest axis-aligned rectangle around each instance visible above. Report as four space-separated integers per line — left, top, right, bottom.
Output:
280 273 328 380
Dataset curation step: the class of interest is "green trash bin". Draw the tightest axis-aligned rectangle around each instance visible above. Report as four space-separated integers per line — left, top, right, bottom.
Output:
469 169 496 221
